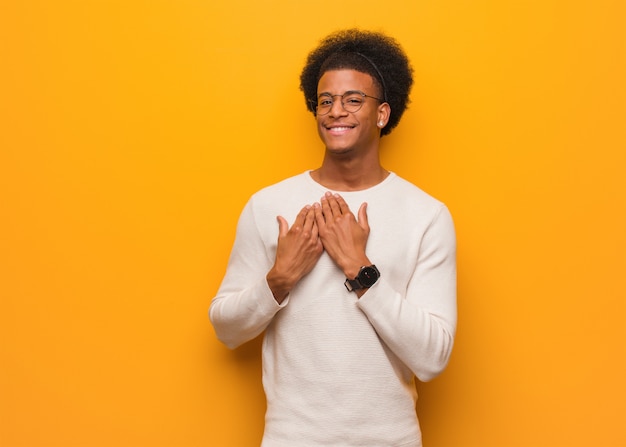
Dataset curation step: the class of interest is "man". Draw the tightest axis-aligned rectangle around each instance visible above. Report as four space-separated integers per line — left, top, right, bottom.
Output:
210 29 457 447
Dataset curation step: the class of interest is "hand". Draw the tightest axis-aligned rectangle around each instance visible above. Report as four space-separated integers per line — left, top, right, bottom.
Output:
313 192 371 279
267 205 323 303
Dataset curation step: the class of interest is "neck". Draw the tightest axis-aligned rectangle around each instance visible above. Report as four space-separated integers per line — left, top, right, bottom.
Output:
311 155 389 191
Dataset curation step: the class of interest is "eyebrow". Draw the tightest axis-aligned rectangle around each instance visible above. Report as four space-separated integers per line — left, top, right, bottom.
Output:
317 90 362 98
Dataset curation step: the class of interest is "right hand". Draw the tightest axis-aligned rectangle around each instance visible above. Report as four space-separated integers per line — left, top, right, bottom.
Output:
267 205 323 303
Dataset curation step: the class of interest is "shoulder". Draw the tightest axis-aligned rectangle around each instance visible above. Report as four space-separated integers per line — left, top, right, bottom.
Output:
385 175 456 246
386 174 448 215
252 172 310 200
242 172 314 222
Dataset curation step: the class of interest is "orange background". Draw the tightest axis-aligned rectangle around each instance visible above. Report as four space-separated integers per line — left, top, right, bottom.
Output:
1 1 625 446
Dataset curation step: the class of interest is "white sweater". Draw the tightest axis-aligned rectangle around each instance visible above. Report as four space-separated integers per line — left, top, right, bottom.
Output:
210 172 457 447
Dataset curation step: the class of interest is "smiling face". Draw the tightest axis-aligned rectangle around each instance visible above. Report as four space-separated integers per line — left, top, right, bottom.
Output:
315 69 389 158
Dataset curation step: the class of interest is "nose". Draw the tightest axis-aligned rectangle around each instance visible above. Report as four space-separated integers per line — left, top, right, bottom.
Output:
328 96 348 117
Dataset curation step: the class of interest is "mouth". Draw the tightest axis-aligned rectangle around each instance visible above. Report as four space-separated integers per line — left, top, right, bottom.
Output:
324 124 355 134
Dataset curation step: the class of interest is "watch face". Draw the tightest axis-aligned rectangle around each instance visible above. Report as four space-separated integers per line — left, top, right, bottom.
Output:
359 266 379 287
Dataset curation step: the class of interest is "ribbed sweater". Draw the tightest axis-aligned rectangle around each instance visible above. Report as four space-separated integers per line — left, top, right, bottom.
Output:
210 172 457 447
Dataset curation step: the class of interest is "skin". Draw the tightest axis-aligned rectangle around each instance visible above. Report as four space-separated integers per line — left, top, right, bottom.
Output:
312 70 390 191
267 69 391 302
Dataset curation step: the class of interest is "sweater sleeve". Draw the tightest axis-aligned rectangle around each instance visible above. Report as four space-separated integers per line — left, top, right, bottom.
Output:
209 200 286 349
356 204 457 382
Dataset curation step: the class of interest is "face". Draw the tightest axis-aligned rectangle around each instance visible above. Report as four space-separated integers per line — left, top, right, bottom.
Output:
315 69 389 157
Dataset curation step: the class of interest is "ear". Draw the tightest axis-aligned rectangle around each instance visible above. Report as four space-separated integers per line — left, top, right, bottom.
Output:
377 102 391 128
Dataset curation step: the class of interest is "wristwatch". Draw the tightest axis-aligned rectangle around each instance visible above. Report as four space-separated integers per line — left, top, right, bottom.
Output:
344 265 380 292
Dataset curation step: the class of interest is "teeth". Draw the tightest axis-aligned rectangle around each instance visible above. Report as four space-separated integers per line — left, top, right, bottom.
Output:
330 127 351 131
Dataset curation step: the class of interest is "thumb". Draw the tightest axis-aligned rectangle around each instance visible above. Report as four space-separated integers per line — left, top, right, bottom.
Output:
276 215 289 237
357 202 370 232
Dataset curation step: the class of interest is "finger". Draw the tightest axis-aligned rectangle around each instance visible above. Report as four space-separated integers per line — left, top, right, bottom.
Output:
293 205 311 227
276 215 289 237
302 206 316 233
320 194 333 220
327 193 342 216
308 209 320 239
334 193 351 215
311 218 320 239
313 202 326 227
357 202 370 233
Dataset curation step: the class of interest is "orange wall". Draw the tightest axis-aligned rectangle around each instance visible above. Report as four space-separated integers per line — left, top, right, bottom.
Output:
1 1 624 446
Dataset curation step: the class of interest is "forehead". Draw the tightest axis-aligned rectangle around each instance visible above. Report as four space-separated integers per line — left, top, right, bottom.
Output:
317 69 376 95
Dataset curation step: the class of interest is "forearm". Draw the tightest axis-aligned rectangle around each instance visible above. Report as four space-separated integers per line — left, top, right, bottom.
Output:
357 279 456 381
209 277 285 349
357 204 457 381
266 263 305 304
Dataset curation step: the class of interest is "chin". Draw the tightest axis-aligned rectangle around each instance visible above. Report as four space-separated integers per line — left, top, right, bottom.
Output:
322 137 356 155
325 145 354 156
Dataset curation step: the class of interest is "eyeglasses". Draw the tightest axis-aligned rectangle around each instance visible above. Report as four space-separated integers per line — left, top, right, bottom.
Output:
312 90 384 116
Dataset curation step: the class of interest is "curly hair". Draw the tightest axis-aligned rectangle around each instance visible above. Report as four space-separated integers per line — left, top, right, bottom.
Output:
299 29 414 137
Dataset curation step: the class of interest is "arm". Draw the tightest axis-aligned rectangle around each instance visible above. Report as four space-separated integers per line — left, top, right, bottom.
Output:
210 200 323 349
209 200 280 349
358 205 457 381
315 193 457 381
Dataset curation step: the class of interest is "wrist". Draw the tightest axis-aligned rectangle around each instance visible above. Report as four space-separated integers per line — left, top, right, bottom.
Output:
342 257 372 280
344 264 380 293
266 267 296 304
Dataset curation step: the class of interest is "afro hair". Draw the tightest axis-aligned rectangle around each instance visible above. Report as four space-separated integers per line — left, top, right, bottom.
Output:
299 29 414 137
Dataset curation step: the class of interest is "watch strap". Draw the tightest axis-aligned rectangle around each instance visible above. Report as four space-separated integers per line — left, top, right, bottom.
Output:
344 277 362 292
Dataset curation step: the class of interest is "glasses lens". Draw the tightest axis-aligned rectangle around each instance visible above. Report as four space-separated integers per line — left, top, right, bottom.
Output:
316 95 332 115
342 92 364 113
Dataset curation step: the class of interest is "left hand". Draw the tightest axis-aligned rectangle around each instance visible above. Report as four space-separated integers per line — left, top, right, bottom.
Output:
313 192 371 279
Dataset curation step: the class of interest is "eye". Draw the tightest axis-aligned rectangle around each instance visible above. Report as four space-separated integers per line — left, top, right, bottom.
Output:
344 95 363 105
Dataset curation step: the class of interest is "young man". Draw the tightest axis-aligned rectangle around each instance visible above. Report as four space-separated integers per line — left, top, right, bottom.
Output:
210 29 457 447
